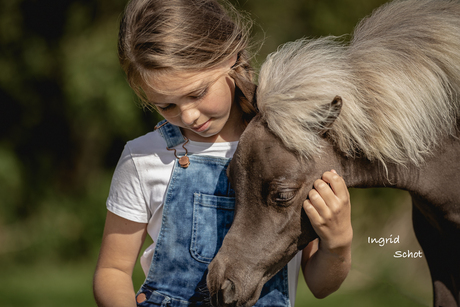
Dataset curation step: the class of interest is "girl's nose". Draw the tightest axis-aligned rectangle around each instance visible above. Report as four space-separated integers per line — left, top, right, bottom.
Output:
180 105 201 126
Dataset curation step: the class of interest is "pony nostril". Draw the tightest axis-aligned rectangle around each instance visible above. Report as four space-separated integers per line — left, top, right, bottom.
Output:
220 279 238 306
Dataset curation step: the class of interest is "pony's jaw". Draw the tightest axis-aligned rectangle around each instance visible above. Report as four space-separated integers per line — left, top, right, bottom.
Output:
207 116 320 306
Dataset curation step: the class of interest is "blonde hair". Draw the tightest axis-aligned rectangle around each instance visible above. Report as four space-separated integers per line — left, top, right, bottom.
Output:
118 0 257 123
257 0 460 167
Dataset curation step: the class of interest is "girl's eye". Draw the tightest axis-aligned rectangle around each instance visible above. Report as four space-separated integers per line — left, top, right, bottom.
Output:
157 104 175 112
190 88 208 100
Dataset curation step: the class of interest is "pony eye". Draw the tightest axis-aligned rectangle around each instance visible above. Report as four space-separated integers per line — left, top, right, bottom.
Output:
268 180 299 206
275 189 296 203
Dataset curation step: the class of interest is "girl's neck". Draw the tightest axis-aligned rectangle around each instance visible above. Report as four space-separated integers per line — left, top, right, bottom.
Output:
182 128 241 143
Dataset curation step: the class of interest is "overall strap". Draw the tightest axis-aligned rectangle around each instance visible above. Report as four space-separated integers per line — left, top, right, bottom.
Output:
154 120 186 148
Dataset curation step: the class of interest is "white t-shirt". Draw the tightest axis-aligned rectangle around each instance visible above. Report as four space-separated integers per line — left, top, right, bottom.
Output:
106 129 302 305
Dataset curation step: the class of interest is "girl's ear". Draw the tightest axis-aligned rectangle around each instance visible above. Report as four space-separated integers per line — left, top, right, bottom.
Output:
318 95 342 135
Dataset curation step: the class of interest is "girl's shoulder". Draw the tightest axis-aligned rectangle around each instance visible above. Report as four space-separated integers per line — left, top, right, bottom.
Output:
125 129 168 157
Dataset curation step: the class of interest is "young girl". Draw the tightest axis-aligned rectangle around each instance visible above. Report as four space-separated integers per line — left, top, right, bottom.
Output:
93 0 353 306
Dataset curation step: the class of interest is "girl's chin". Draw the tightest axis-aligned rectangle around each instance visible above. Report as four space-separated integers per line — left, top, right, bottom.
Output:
196 129 220 139
182 118 232 141
183 126 220 141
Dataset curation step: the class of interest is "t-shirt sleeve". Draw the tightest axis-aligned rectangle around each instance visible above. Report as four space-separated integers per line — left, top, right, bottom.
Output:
106 145 150 223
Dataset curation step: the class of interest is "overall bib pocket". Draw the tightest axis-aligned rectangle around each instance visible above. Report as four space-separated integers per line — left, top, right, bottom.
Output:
190 193 235 263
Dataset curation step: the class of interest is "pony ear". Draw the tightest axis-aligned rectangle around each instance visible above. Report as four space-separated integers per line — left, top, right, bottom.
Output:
318 95 342 135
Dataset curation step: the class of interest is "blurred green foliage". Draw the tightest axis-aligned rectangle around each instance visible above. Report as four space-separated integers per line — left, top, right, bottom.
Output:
0 0 160 266
0 0 430 306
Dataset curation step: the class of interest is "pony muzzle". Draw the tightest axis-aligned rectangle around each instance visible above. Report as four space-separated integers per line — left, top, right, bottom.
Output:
207 255 263 307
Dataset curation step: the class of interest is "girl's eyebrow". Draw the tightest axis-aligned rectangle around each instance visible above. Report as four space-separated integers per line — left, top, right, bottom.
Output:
184 81 210 96
185 71 225 96
147 84 208 106
148 73 222 105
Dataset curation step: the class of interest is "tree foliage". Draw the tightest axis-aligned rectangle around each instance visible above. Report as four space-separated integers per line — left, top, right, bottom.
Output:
0 0 388 264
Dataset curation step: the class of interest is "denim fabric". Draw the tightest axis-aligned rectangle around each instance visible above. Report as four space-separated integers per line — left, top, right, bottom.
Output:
156 119 187 148
137 122 289 306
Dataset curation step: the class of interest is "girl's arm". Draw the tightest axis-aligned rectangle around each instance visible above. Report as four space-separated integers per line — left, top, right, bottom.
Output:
301 170 353 299
93 211 148 307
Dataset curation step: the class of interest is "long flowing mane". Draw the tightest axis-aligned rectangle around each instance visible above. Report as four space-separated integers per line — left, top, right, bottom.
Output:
257 0 460 166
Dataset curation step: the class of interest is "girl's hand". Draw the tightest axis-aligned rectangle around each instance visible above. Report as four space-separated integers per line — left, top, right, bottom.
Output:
303 170 352 252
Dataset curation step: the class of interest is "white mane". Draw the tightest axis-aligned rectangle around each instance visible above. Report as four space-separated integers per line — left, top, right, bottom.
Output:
257 0 460 166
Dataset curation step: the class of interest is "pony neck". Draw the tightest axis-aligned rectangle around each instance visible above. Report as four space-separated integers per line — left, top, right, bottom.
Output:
338 156 419 191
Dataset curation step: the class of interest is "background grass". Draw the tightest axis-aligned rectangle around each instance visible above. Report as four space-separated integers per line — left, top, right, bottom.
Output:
0 189 431 307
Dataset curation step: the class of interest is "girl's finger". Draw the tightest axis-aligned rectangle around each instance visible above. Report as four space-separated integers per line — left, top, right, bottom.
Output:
308 188 332 218
313 178 336 208
303 199 323 226
322 171 348 199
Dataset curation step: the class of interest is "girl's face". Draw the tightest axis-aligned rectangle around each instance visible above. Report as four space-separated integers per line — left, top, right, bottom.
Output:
143 58 244 143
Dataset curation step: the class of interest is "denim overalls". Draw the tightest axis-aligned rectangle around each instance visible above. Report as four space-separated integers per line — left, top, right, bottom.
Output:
136 120 290 307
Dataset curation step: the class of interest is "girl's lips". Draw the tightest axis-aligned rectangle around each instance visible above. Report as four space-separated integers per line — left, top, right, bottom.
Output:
191 119 211 132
